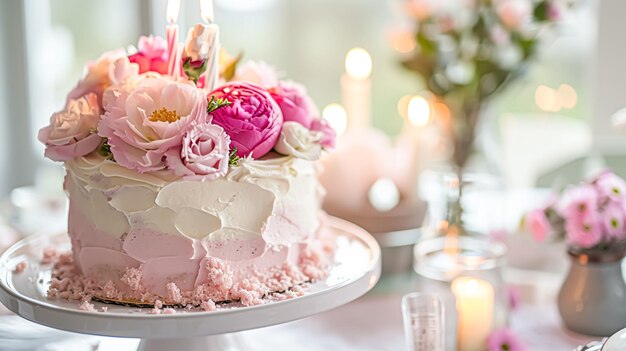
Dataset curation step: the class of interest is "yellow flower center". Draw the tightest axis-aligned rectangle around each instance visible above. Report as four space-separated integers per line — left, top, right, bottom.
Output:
149 107 182 123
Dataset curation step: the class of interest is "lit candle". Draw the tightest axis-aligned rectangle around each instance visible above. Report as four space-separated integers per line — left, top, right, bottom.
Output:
451 276 494 351
341 48 372 132
166 0 181 77
200 0 220 91
322 103 348 138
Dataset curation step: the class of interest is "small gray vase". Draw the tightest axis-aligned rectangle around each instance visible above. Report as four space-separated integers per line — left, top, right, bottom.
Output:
558 249 626 336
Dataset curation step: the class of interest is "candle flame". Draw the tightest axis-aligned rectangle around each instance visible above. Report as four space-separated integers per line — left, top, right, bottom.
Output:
407 96 430 127
345 48 372 79
166 0 181 23
201 0 215 24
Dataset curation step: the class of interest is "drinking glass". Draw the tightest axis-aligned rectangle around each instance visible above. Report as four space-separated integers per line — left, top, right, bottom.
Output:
401 292 445 351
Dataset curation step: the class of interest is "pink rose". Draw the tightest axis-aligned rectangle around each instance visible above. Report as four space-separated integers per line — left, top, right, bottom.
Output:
233 61 280 88
269 81 318 129
310 118 336 149
165 123 230 181
208 82 283 158
38 93 102 161
66 49 127 104
594 171 626 203
487 328 526 351
98 76 207 172
128 35 168 75
525 209 550 242
565 212 603 248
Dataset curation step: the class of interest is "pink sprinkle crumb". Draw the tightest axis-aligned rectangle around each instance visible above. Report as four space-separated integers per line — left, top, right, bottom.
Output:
200 300 217 311
166 283 182 304
79 300 96 312
149 308 162 315
155 300 164 309
100 307 108 312
14 261 28 273
41 247 58 264
121 268 143 292
162 308 176 315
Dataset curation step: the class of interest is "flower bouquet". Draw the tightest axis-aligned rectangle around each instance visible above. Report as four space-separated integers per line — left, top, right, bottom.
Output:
524 171 626 336
401 0 563 234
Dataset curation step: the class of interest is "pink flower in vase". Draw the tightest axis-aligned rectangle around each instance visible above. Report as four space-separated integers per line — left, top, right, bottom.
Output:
594 171 626 203
98 76 207 172
565 212 603 248
128 35 168 75
558 184 598 219
165 123 231 181
495 0 532 31
601 201 626 239
487 328 527 351
525 209 551 242
38 93 103 161
208 82 283 158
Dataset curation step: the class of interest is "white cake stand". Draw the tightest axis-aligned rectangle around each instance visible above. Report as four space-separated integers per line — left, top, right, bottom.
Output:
0 217 381 351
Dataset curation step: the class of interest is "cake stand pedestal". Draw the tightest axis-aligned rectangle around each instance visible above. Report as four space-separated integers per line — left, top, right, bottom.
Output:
0 217 381 351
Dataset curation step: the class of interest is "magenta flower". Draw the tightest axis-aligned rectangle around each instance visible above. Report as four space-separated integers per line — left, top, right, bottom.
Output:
565 212 603 248
98 76 207 172
487 328 526 351
208 82 283 158
128 35 168 75
269 81 318 129
525 209 550 242
165 123 230 181
594 171 626 203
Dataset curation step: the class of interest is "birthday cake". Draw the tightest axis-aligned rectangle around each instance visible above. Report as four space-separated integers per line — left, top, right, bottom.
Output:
37 30 336 309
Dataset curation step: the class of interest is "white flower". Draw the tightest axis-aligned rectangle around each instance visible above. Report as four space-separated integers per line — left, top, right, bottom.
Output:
274 122 324 160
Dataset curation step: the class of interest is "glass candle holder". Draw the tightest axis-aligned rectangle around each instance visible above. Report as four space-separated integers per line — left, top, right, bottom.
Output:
402 292 446 351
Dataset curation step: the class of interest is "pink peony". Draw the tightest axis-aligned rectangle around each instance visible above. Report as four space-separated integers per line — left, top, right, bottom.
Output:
525 209 550 242
208 82 283 158
310 118 336 149
565 212 603 248
269 81 318 129
487 328 526 351
165 123 230 181
594 171 626 203
233 61 280 88
128 36 168 75
66 49 127 104
558 184 598 219
98 76 207 172
38 93 102 161
601 201 626 239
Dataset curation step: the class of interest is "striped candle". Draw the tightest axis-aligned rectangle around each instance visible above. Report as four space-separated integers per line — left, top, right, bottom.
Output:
166 0 181 77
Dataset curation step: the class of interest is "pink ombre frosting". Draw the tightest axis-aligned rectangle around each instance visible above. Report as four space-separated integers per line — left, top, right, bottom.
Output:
59 153 330 306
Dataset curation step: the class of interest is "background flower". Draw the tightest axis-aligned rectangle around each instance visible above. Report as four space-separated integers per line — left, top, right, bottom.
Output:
233 61 280 88
594 171 626 202
487 328 526 351
98 76 207 172
128 35 168 74
565 212 603 248
166 123 230 181
269 81 318 129
38 93 102 161
208 82 283 158
525 209 550 242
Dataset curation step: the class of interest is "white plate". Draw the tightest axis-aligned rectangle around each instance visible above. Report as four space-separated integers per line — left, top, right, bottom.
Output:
0 217 381 339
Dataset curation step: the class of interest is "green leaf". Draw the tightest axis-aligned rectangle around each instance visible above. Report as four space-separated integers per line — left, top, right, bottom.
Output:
533 1 549 21
207 96 232 114
417 32 437 55
228 147 241 167
183 58 208 84
99 138 114 161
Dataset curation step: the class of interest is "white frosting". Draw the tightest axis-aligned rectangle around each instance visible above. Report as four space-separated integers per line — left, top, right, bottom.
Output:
65 153 321 246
